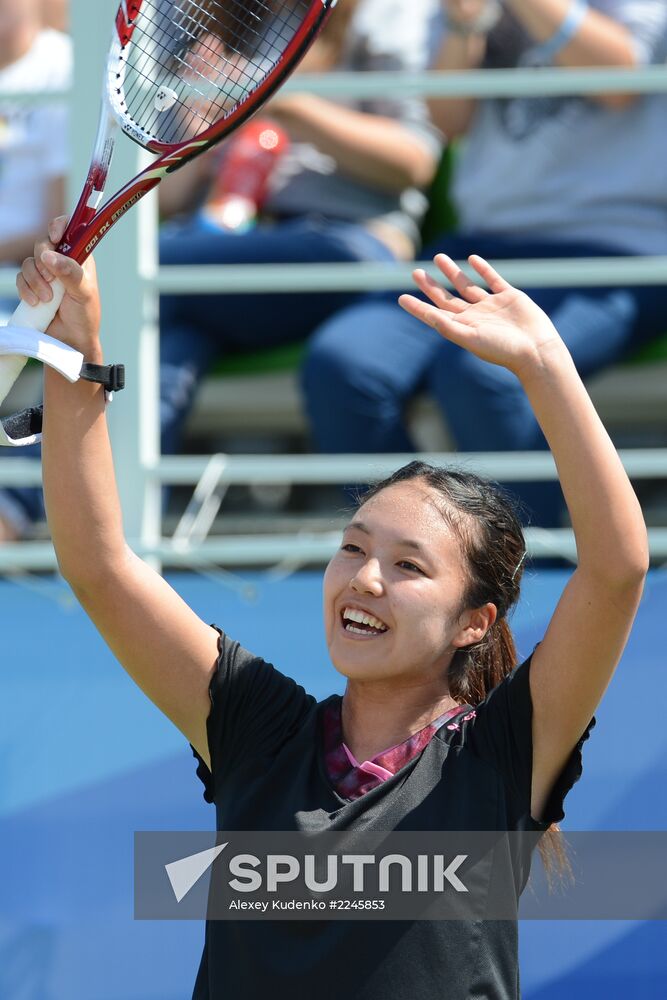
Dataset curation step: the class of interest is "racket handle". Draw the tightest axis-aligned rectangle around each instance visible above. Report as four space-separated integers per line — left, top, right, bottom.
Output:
11 280 66 333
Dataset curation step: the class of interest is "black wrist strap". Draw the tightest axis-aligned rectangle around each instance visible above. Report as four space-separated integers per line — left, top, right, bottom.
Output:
79 362 125 393
0 363 125 446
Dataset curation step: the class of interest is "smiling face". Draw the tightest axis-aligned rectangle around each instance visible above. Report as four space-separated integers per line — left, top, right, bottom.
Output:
323 481 494 689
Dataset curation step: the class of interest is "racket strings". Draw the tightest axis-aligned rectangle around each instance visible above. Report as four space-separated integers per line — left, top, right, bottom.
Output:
124 7 234 129
125 0 289 138
116 0 311 144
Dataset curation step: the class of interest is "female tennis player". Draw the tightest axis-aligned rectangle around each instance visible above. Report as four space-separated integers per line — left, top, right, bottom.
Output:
18 221 648 999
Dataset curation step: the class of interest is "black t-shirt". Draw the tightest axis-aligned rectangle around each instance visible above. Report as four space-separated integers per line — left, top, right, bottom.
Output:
190 628 595 1000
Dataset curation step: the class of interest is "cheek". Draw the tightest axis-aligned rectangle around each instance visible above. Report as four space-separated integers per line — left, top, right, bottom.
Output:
323 553 353 591
396 591 458 644
322 560 342 629
322 560 337 600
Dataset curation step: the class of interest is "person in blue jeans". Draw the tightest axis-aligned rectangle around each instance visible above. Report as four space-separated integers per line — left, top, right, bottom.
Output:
0 0 442 540
158 218 399 456
302 0 667 527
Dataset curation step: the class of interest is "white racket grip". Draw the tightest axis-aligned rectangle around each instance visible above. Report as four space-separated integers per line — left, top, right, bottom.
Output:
11 278 66 333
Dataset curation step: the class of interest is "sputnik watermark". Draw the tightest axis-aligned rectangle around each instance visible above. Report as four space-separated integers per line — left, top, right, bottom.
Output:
136 831 510 921
165 843 468 901
135 831 667 921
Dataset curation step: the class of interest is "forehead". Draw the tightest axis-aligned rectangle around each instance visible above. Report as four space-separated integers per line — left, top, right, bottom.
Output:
352 482 465 558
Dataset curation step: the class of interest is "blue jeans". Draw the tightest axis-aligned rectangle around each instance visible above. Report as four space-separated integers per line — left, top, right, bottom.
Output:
302 233 667 527
0 216 395 531
158 215 396 453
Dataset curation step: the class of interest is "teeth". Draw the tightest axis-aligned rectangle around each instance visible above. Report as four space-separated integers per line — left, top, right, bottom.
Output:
342 607 388 631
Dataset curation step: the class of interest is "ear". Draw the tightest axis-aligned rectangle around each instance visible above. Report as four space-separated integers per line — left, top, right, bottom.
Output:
452 603 498 649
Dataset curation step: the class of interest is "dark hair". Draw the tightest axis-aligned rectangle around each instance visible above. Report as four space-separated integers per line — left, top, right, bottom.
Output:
358 461 571 887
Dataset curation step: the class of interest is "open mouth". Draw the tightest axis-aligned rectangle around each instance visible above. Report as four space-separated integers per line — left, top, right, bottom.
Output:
340 607 389 637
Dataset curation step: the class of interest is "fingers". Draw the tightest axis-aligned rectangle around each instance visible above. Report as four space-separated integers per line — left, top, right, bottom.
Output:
17 256 53 306
17 249 85 305
48 215 69 246
432 254 488 303
398 293 471 345
39 250 86 296
16 214 83 306
31 216 68 285
430 252 514 298
411 269 466 314
468 254 512 294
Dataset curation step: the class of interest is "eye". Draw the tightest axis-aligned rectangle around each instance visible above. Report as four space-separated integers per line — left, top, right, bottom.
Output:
398 560 425 574
341 543 363 554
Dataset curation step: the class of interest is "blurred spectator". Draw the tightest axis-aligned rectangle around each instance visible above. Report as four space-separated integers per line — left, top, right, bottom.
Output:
0 0 442 541
158 0 442 455
302 0 667 527
0 0 70 542
0 0 69 311
42 0 67 33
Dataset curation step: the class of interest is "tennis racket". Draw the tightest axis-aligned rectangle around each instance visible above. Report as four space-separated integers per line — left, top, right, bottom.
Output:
11 0 337 334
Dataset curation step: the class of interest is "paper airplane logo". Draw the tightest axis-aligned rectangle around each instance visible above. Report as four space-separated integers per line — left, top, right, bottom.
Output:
165 842 228 903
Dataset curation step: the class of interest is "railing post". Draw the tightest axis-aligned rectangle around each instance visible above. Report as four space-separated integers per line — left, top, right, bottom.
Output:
70 0 161 565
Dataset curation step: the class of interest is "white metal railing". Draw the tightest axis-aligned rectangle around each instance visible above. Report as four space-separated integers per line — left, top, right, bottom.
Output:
5 448 667 486
6 63 667 105
153 255 667 292
4 256 667 297
1 450 667 570
1 38 667 571
2 527 667 573
283 64 667 99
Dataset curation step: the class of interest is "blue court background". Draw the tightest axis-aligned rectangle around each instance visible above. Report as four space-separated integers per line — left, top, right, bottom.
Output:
1 568 666 999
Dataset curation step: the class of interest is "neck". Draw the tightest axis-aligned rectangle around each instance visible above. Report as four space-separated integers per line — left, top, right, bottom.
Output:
340 676 459 765
0 23 40 71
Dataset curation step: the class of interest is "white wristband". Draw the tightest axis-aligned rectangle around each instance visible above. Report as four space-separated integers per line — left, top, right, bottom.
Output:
0 326 124 447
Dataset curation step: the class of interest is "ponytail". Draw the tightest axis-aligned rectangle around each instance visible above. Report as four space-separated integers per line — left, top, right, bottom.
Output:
450 618 573 888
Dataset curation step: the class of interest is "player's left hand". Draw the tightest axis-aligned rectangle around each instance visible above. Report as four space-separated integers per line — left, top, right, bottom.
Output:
399 253 568 381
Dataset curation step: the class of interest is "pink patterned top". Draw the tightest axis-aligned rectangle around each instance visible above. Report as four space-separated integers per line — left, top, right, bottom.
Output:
322 697 477 801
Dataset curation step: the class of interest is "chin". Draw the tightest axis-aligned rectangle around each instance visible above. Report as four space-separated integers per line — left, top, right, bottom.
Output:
328 647 396 683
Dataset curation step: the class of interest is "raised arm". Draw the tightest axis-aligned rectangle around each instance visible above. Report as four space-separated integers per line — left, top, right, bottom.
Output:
399 254 649 823
17 219 220 768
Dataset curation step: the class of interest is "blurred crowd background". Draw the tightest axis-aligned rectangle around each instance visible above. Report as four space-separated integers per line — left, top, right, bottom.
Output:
1 0 666 550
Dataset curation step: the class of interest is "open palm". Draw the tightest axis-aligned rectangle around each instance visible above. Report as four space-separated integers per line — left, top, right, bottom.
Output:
399 254 565 379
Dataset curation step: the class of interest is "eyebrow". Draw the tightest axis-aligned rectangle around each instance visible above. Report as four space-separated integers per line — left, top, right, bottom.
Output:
345 520 428 555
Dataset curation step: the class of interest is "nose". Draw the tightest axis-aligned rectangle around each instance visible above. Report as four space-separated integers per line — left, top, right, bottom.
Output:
350 557 384 596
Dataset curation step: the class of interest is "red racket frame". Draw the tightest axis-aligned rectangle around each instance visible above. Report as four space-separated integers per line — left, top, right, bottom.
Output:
59 0 337 263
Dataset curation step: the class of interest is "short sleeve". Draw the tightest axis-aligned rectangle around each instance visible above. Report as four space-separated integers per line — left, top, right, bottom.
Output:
192 626 316 803
464 653 596 830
